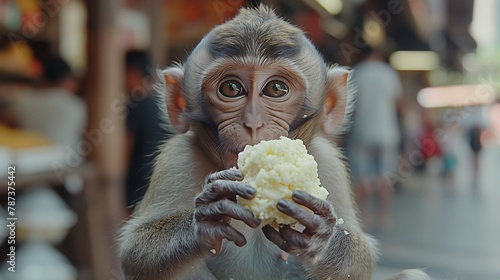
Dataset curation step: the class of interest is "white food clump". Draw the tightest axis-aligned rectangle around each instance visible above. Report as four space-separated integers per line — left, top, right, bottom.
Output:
236 137 329 226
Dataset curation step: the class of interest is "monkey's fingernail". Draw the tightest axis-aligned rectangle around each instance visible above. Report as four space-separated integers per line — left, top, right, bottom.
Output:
210 248 217 254
246 187 256 196
277 199 290 208
232 169 243 178
294 190 306 198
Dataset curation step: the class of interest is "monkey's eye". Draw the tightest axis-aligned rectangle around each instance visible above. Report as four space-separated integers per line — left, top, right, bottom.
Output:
263 80 289 98
219 80 245 98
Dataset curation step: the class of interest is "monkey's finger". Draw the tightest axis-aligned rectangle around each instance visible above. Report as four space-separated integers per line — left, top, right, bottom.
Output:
196 181 256 205
262 225 287 250
222 216 231 224
279 225 310 250
196 227 224 257
206 169 243 183
292 191 336 222
198 222 247 249
195 200 260 228
217 223 248 247
277 199 322 231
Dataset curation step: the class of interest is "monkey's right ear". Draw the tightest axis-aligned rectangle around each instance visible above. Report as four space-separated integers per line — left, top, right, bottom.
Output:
162 67 189 133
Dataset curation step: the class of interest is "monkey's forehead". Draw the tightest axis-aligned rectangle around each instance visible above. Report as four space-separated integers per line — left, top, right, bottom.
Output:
203 6 317 61
208 22 301 60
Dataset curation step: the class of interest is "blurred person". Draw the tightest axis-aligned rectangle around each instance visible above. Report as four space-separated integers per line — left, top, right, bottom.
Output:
468 123 483 187
402 107 425 172
347 47 403 232
124 50 171 211
463 107 487 188
9 56 86 148
439 124 459 189
419 116 443 172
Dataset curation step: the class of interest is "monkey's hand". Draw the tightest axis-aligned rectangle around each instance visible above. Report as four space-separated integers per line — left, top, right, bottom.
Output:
194 169 261 256
262 190 336 259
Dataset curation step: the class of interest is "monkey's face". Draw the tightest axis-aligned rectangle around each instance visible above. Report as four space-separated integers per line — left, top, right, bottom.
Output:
200 61 307 165
162 7 350 169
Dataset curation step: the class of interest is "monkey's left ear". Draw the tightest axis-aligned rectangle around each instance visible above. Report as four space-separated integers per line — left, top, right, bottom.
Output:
321 67 352 136
162 66 190 133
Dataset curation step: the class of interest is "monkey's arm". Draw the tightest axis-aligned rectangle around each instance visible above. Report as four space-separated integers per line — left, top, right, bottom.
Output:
118 174 259 280
117 137 210 279
263 191 377 280
306 221 378 279
118 210 208 279
305 140 378 279
117 136 259 279
312 137 378 279
263 137 378 279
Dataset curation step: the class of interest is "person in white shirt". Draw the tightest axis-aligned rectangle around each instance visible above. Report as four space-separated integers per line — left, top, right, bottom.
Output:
347 47 403 232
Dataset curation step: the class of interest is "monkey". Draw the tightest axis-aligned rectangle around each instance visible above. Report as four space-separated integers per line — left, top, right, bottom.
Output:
117 5 430 280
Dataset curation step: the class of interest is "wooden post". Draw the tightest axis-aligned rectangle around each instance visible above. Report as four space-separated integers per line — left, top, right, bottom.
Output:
84 0 126 279
147 0 168 68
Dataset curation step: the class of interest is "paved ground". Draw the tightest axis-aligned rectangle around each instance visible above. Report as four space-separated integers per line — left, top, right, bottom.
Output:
372 140 500 280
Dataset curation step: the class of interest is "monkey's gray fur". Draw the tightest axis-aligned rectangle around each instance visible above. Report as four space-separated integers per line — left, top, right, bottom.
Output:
117 5 431 280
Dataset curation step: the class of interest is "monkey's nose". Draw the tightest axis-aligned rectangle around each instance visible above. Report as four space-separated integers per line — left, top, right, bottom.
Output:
243 95 265 142
243 114 264 142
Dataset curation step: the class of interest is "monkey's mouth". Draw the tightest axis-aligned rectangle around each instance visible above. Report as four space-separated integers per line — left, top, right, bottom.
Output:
222 144 249 168
223 151 239 169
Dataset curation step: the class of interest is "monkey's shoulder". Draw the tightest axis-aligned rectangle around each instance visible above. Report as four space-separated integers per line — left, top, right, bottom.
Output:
155 133 214 170
307 135 344 161
143 133 213 209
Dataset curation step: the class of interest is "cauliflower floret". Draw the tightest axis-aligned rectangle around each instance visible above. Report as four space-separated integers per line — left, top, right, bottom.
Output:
236 136 329 227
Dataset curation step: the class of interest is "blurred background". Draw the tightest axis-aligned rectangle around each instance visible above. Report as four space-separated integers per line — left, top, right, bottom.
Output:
0 0 499 279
